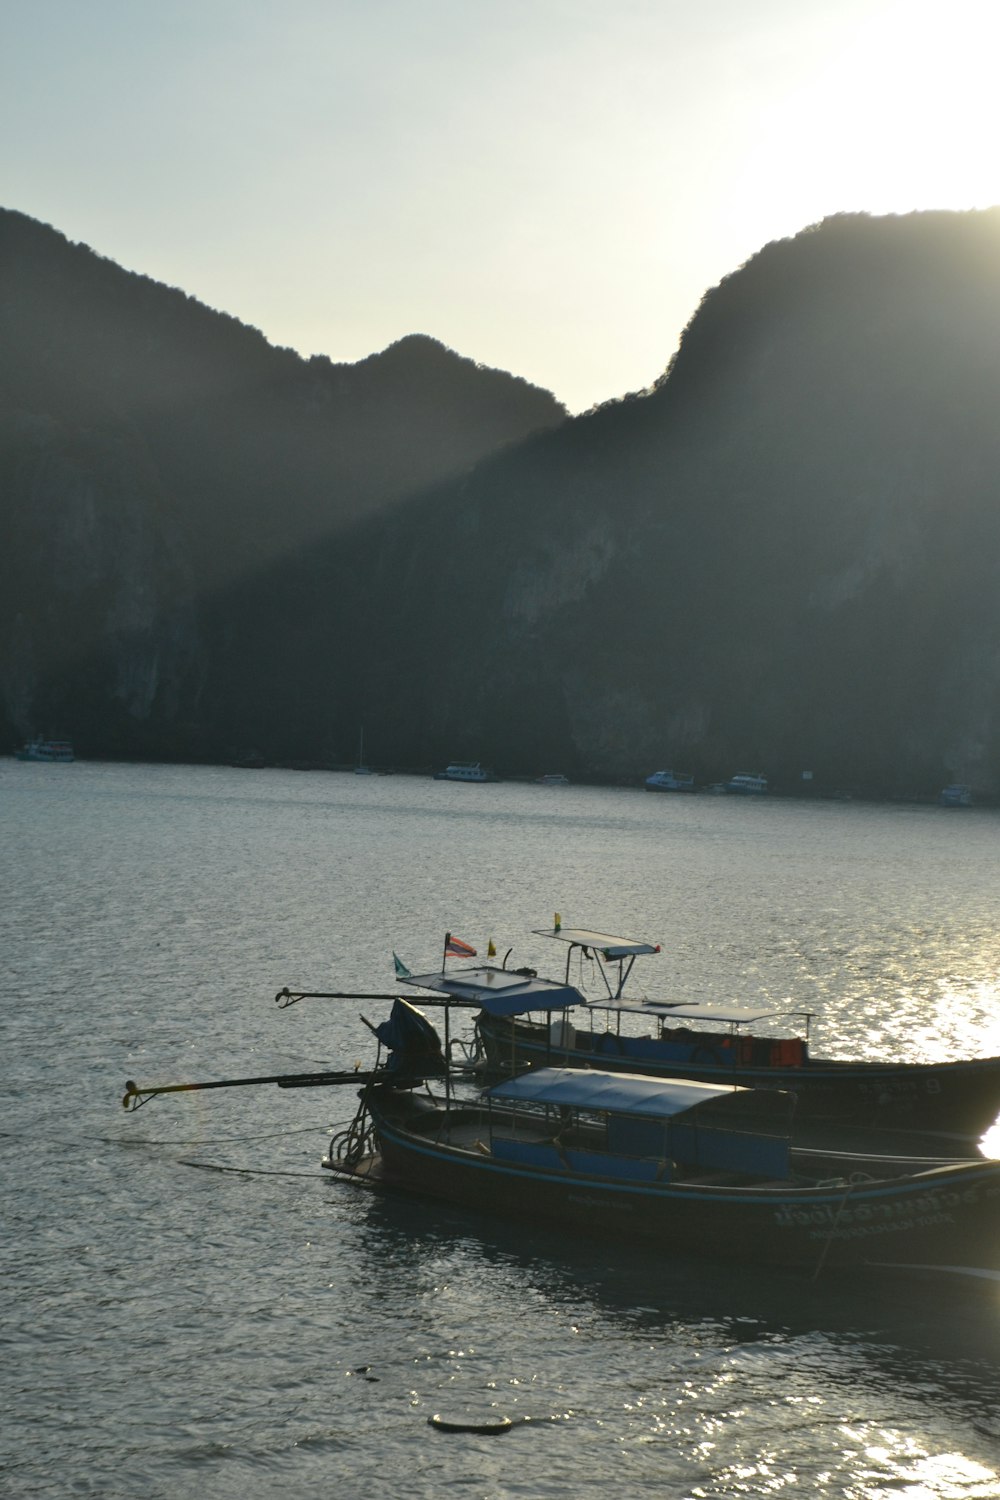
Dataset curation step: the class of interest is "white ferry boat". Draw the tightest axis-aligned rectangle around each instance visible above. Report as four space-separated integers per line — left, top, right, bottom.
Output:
15 737 75 763
645 770 695 792
725 771 767 795
433 761 499 783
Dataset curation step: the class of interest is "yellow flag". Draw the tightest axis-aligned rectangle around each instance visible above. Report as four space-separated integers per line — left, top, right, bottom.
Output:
487 938 497 958
554 912 561 931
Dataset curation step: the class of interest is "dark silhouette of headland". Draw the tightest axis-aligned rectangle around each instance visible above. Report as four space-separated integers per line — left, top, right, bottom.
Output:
4 205 1000 799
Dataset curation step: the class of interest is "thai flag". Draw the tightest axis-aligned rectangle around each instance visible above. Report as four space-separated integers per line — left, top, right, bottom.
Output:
444 933 477 958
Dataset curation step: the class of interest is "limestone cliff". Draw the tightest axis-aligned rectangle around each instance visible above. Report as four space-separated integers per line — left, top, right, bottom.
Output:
334 210 1000 795
6 207 1000 796
0 209 565 756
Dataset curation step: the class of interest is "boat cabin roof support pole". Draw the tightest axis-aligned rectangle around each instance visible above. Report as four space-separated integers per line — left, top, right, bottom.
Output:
559 941 638 1000
615 954 637 999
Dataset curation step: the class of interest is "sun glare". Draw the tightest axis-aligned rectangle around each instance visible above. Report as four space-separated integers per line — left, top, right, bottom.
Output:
725 0 1000 260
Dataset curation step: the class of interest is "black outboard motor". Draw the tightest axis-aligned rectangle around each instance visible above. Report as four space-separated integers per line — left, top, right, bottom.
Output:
374 998 447 1084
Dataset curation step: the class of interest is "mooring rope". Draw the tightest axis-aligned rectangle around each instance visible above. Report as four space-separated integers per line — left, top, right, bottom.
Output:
106 1123 350 1146
178 1159 323 1178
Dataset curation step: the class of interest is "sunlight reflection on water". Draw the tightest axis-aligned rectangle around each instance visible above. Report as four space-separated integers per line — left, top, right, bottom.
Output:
4 762 1000 1497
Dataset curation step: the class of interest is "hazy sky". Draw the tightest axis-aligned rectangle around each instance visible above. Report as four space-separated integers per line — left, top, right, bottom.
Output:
4 0 1000 412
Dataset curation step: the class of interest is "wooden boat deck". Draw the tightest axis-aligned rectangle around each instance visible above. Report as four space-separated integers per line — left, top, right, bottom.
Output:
324 1152 385 1185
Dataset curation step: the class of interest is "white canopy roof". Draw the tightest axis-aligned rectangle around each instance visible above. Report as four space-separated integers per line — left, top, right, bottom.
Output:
486 1066 742 1117
533 926 660 958
404 967 585 1015
586 998 796 1025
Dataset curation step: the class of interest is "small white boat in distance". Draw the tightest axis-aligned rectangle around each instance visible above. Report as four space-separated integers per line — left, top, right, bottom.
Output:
939 784 973 807
15 737 74 762
726 772 768 795
536 773 570 785
645 770 695 792
433 761 499 783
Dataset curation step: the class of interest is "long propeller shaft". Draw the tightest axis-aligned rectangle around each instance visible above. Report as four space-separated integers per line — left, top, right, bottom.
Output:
122 1068 374 1110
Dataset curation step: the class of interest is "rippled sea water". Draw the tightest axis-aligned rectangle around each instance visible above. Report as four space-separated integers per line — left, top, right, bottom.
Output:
4 760 1000 1498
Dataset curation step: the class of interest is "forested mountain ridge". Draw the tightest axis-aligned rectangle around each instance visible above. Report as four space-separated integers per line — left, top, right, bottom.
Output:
0 208 565 758
0 209 565 559
5 206 1000 796
332 209 1000 795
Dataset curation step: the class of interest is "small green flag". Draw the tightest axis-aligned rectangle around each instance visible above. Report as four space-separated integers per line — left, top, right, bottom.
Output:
393 952 412 980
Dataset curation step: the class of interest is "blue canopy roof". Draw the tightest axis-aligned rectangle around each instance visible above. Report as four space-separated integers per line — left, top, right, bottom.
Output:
404 967 585 1016
486 1066 741 1117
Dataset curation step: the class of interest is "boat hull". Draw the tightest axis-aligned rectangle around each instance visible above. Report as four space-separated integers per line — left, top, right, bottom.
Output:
344 1091 1000 1272
476 1014 1000 1139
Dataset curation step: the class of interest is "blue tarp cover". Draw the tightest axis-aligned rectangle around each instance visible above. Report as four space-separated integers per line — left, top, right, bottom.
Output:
373 998 444 1074
486 1067 741 1118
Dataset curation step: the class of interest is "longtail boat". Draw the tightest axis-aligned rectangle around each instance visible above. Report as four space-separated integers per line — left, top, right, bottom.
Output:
122 984 1000 1274
409 924 1000 1141
326 1064 1000 1273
